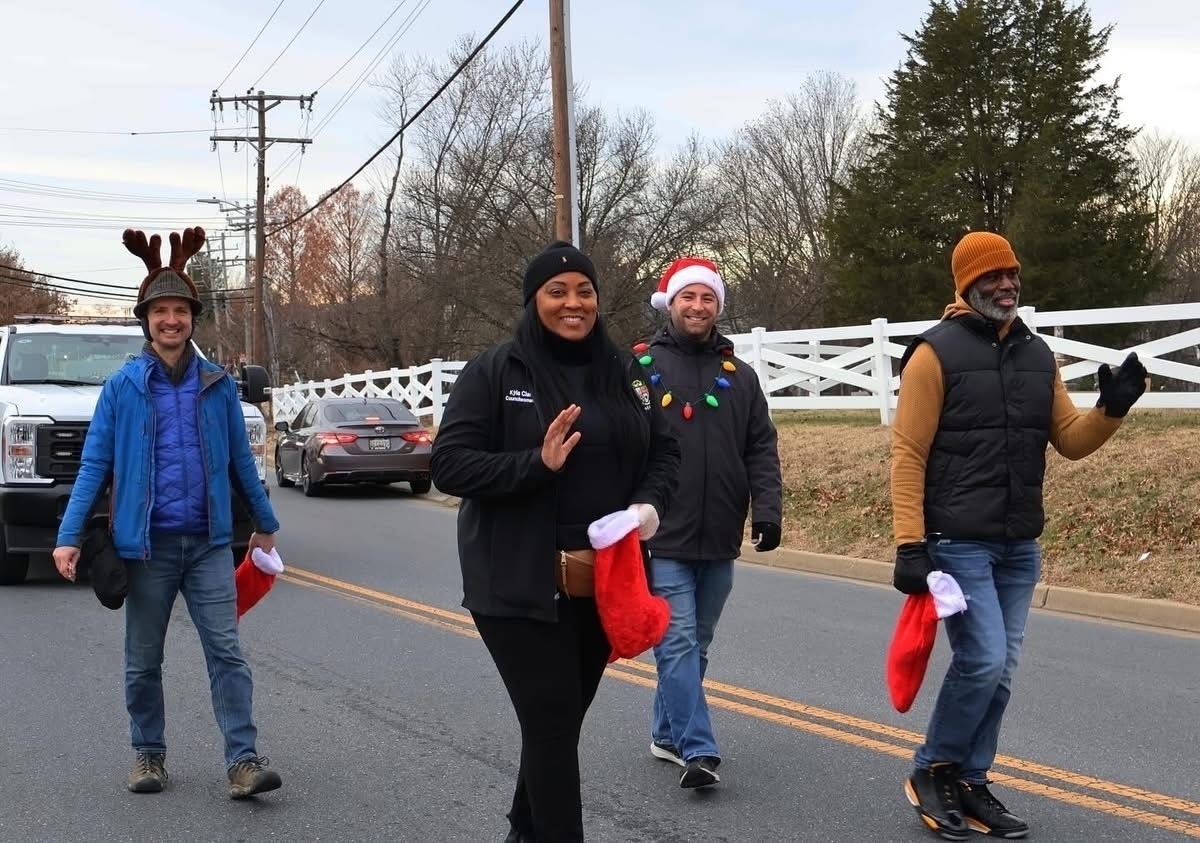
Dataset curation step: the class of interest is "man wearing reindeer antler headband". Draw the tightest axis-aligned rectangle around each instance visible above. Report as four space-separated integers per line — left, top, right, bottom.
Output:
53 226 285 800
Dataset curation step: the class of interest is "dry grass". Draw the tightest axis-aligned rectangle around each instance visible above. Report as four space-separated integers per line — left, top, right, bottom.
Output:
774 410 1200 606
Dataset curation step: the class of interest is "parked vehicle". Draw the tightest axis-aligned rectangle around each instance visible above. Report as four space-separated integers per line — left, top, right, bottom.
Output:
0 314 271 585
274 397 432 496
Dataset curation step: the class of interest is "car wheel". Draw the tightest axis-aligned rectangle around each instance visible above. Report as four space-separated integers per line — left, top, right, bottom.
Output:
301 456 321 497
275 449 294 487
0 538 29 586
409 477 432 495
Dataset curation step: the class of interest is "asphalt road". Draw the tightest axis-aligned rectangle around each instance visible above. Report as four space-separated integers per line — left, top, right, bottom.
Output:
3 484 1198 842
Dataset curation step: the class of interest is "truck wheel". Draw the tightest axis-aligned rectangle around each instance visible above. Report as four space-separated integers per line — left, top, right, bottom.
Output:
0 540 29 586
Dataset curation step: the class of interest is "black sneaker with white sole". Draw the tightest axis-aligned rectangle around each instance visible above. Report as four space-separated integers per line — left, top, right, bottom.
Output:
650 741 685 768
957 780 1030 839
680 756 720 789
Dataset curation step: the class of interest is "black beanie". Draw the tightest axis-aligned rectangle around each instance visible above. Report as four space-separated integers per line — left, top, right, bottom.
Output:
522 240 597 305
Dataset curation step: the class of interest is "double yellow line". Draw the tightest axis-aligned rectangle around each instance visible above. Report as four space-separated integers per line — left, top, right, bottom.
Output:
281 566 1200 838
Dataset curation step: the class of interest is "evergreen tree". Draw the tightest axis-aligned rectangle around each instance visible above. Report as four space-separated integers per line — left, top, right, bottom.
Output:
827 0 1162 324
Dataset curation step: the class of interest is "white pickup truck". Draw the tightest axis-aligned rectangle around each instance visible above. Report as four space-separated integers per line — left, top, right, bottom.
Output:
0 314 270 584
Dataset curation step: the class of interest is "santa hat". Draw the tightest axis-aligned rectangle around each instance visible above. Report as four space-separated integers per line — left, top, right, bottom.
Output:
588 510 671 663
885 571 967 712
650 257 725 313
236 547 285 619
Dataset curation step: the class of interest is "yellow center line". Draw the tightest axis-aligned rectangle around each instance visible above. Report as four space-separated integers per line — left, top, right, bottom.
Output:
278 566 1200 837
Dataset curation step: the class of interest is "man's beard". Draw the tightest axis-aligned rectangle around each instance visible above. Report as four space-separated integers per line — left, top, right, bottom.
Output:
966 286 1019 322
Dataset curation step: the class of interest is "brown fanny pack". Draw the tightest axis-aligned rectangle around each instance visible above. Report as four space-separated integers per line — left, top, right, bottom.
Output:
556 549 596 597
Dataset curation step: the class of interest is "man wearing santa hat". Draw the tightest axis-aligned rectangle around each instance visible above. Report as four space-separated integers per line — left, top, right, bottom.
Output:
637 257 782 789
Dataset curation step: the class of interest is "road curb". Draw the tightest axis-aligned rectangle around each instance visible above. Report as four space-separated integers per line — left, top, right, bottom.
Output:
748 544 1200 635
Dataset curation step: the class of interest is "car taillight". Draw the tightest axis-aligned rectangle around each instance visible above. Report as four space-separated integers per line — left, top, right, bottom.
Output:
400 430 432 445
316 432 358 446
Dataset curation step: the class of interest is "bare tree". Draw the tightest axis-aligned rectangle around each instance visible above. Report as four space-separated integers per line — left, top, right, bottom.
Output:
1135 133 1200 302
713 71 867 330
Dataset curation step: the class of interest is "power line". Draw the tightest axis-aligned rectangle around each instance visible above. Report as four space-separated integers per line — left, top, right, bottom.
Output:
0 177 202 204
269 0 526 235
0 272 136 302
0 261 141 292
216 0 289 91
0 127 213 136
249 0 328 90
270 0 429 181
314 0 413 93
0 205 227 224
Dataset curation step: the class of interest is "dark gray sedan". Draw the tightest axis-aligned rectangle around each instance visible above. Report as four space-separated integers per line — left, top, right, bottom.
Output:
274 397 433 496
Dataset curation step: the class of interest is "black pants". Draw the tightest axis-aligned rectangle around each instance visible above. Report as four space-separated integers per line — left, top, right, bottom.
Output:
473 596 611 842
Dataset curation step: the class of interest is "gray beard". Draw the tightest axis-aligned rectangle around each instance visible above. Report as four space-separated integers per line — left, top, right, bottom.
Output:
966 286 1018 322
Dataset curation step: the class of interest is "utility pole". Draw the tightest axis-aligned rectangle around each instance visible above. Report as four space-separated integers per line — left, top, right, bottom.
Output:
549 0 580 245
209 90 315 371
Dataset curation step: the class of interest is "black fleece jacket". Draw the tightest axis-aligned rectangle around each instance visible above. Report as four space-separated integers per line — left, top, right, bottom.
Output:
643 325 782 561
430 340 680 621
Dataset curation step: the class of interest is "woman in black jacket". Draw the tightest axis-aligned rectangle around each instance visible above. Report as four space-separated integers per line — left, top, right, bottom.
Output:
431 241 680 842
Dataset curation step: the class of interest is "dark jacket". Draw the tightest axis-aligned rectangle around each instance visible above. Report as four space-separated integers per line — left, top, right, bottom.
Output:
643 326 782 561
430 340 681 622
902 314 1056 538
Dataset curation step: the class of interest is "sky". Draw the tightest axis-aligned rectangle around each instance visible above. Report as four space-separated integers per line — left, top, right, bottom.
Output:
1 0 1197 306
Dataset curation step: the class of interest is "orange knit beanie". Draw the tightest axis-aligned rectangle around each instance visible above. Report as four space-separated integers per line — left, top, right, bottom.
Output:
951 231 1020 295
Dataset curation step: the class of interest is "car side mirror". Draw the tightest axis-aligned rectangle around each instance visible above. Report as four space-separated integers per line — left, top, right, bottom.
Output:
274 420 289 432
236 364 271 404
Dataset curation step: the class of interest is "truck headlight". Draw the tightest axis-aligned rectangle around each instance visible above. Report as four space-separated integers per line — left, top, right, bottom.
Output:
245 419 266 481
1 416 53 484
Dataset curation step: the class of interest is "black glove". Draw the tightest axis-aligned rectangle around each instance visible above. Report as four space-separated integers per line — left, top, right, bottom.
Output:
893 542 934 595
751 521 781 552
1096 352 1147 418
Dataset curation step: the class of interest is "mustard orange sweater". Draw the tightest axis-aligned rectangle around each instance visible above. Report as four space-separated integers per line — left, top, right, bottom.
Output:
891 299 1123 546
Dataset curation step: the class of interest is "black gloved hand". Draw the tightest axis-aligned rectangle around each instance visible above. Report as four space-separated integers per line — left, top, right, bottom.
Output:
751 521 781 552
893 542 934 595
1096 352 1148 418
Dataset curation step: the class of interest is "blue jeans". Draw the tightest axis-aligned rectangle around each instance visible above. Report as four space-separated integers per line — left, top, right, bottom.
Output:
649 557 734 763
124 532 259 768
914 538 1041 782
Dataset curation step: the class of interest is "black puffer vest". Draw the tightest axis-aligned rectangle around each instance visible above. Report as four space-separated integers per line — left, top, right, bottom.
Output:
900 315 1056 539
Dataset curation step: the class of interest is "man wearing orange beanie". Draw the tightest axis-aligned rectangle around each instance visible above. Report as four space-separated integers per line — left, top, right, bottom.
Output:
890 230 1147 840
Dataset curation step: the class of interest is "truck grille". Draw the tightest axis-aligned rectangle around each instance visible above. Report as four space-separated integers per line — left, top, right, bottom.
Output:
35 423 89 481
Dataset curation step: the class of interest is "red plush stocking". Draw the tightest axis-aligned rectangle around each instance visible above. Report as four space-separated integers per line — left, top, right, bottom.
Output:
588 510 671 663
235 548 284 619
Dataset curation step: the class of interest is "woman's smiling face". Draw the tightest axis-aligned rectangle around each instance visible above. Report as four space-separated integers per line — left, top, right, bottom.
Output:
535 271 598 341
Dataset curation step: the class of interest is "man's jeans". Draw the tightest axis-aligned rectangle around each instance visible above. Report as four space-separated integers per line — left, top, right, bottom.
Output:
125 532 259 767
914 538 1041 782
649 557 735 763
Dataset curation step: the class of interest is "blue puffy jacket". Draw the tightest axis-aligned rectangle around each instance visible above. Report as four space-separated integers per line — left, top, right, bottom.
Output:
57 353 279 559
146 352 208 534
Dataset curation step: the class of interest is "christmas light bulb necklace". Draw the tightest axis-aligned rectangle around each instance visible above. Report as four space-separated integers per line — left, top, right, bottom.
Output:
633 341 735 420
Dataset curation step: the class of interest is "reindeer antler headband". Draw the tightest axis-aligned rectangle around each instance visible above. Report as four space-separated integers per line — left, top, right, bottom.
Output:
124 227 206 317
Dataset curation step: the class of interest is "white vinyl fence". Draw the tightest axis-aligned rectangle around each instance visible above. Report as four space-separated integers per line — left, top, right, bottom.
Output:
272 302 1200 426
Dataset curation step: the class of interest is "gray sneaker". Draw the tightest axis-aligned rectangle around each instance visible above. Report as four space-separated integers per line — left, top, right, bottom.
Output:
128 752 167 793
228 755 282 799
